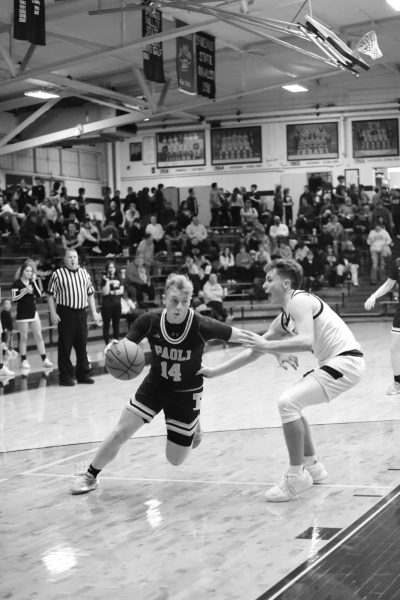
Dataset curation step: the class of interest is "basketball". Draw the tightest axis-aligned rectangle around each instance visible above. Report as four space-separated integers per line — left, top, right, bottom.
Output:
105 339 146 380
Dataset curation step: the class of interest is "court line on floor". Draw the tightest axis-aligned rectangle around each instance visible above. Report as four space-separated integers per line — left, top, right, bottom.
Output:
19 447 99 475
256 485 400 600
21 472 394 489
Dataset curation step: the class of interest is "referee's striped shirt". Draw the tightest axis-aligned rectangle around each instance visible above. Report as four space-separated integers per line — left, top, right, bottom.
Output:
47 266 95 309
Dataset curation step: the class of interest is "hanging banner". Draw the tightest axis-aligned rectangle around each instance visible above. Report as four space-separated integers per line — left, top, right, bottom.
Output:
176 33 197 95
142 5 165 83
14 0 46 46
196 31 215 99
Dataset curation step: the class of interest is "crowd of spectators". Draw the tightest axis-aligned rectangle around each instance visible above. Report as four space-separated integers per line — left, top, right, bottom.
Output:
1 176 399 324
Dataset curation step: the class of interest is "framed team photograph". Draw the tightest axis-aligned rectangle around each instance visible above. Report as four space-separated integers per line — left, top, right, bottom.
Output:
156 130 205 167
352 118 399 158
287 122 339 161
129 142 142 162
211 126 262 165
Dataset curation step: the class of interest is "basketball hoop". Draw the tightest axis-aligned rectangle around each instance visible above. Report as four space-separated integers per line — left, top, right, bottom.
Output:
355 31 383 60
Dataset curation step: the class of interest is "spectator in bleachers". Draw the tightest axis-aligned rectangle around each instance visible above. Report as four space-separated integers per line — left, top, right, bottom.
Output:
326 215 345 256
123 186 137 212
100 261 123 344
61 221 81 252
127 217 144 252
219 187 232 227
371 187 382 207
269 215 289 242
93 225 122 258
145 215 166 252
180 256 202 296
282 188 293 227
274 239 293 260
120 289 141 329
164 220 184 256
273 185 283 219
184 236 203 262
205 229 220 261
78 216 100 255
202 273 228 322
35 214 57 258
209 182 222 227
323 245 339 287
125 256 155 306
153 184 166 220
136 187 151 225
218 247 235 282
240 198 258 227
136 233 162 276
111 190 121 209
39 197 58 225
122 202 140 235
32 178 46 203
177 198 193 230
104 200 123 230
235 245 254 282
186 188 199 218
371 199 393 233
229 187 244 226
254 240 271 268
186 216 208 252
359 184 370 205
246 184 261 213
103 187 112 218
1 298 16 360
296 197 315 235
77 187 87 216
318 223 334 250
0 194 20 236
333 175 347 207
337 240 360 287
299 184 314 207
242 223 260 252
293 240 309 263
367 222 392 284
390 188 400 239
301 249 325 291
159 200 176 229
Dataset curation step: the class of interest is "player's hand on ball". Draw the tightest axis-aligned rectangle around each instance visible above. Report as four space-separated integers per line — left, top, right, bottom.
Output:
104 339 119 355
364 297 375 310
277 354 298 370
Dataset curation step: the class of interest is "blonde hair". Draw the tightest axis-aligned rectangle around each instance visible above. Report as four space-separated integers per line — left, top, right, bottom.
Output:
164 273 193 295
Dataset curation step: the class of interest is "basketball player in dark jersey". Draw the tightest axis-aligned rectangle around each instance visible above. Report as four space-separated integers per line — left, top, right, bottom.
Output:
69 273 255 494
365 257 400 395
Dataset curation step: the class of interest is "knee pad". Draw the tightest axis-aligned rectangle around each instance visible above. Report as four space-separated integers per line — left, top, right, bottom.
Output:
277 391 303 424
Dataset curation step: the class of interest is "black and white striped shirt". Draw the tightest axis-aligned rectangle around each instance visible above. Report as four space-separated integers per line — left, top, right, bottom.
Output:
47 266 95 309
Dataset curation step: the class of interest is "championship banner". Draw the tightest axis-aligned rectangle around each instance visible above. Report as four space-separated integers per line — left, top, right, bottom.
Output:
14 0 46 46
142 5 165 83
196 31 215 99
176 32 197 95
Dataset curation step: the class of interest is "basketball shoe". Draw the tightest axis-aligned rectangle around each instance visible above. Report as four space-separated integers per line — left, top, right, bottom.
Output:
0 364 15 378
21 359 31 369
386 381 400 395
265 469 313 502
305 460 328 483
192 422 203 449
69 472 99 495
42 358 53 368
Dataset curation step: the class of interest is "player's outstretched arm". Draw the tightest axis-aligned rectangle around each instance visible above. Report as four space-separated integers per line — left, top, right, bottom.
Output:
364 278 396 310
198 347 262 378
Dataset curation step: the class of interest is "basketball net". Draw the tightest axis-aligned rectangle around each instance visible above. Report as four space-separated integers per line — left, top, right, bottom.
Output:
355 31 383 60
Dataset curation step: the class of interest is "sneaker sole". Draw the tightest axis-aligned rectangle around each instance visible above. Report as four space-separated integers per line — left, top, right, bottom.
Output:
310 471 328 483
69 482 99 495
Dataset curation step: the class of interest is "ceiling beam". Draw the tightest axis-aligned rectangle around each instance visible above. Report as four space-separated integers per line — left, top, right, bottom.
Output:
0 43 17 77
0 111 145 156
0 96 63 147
19 44 36 73
132 67 157 113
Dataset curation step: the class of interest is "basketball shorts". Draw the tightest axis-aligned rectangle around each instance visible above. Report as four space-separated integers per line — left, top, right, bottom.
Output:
127 375 202 447
392 307 400 332
304 352 365 402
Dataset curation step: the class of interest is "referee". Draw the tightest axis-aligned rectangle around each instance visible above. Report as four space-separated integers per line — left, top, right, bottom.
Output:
47 249 101 386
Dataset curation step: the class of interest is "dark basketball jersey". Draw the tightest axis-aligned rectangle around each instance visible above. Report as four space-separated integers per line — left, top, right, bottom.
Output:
127 308 232 390
388 258 400 291
11 278 42 320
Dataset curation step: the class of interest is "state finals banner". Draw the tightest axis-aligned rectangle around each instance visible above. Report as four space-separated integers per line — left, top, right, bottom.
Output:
196 31 215 99
14 0 46 46
142 5 165 83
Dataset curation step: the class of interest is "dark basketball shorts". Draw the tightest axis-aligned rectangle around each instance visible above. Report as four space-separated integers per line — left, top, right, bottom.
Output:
392 307 400 332
126 376 202 447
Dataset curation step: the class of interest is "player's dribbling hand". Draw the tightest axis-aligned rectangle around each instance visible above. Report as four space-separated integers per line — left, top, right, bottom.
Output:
104 339 119 354
277 354 298 370
364 297 376 310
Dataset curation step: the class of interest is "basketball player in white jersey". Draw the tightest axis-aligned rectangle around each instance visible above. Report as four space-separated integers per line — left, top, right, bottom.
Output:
200 259 365 502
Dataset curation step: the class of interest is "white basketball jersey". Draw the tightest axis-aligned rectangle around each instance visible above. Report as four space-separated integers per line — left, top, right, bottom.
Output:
280 291 360 363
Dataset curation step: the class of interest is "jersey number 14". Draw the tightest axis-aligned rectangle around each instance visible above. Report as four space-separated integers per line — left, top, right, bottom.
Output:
160 361 181 382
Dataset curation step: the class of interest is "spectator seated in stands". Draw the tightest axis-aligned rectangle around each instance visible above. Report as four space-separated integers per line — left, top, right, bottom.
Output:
295 197 315 235
159 200 177 229
62 197 85 222
93 225 122 257
337 240 360 287
254 240 272 270
218 246 236 282
61 221 82 252
371 199 393 233
177 199 193 230
301 249 325 291
104 200 123 230
120 290 142 330
164 220 184 257
326 214 345 256
184 236 203 262
39 197 59 225
235 245 254 282
127 217 144 253
269 215 289 241
0 194 20 236
185 216 208 254
145 214 166 252
77 216 100 254
274 238 293 260
124 256 156 306
136 232 162 276
180 255 202 296
122 202 141 235
35 214 57 258
322 245 339 287
201 273 228 322
293 240 309 263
